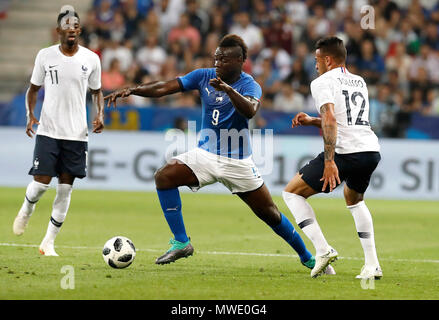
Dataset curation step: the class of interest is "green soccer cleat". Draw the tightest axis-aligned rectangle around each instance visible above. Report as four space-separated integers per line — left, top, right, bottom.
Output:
155 238 194 265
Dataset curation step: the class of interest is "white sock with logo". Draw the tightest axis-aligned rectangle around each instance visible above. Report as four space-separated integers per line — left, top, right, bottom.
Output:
348 201 380 267
19 180 50 217
282 191 330 256
43 184 73 241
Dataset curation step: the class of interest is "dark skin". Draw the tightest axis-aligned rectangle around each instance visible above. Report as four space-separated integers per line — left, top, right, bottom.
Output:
285 48 362 206
104 45 282 227
27 17 105 186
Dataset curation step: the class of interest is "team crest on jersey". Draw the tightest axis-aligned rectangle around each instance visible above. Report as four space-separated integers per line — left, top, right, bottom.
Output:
81 65 88 72
33 158 39 170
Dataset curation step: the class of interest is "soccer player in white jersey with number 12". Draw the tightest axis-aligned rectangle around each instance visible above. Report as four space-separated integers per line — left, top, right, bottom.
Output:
12 5 105 256
282 37 383 279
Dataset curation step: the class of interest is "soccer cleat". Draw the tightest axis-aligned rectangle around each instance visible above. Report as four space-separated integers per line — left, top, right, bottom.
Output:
302 255 336 275
355 265 383 280
155 238 194 265
13 213 31 236
39 238 59 256
311 246 338 278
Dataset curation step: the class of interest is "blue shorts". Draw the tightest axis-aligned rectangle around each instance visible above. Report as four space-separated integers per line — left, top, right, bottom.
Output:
299 151 381 194
28 135 88 179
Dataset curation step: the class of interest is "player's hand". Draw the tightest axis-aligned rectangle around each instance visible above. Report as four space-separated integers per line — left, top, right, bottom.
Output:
320 160 341 192
104 88 132 108
209 77 232 93
25 115 40 138
92 114 104 133
292 112 312 127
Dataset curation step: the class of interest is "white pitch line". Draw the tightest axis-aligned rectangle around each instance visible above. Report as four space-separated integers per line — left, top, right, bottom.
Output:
1 242 438 264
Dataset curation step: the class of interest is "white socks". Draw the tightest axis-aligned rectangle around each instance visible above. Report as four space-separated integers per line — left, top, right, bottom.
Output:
282 191 330 256
19 181 50 217
43 184 73 241
348 201 380 267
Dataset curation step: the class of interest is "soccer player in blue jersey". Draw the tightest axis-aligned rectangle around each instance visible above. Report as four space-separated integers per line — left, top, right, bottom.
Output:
105 34 333 274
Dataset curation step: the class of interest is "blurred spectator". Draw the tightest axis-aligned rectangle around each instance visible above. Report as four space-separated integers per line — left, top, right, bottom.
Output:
94 0 117 39
109 12 127 43
357 38 386 85
136 34 167 76
386 42 412 88
263 16 294 55
155 0 186 36
102 39 133 72
229 11 264 58
254 57 282 108
255 45 292 80
121 0 142 40
273 81 305 112
102 58 126 94
168 13 201 54
409 44 439 84
186 0 210 38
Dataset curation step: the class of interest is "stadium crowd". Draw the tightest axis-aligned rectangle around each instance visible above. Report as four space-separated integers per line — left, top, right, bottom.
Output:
62 0 439 137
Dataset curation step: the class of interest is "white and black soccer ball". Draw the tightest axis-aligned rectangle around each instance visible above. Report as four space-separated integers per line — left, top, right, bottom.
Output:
102 236 136 269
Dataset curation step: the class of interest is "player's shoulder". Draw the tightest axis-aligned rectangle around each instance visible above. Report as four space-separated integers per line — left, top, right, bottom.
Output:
310 70 334 91
35 44 58 58
78 45 100 61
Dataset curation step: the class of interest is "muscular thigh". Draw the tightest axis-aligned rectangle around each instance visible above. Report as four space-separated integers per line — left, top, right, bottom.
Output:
154 160 200 189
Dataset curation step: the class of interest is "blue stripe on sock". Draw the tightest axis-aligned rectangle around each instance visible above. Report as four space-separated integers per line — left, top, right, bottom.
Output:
156 188 189 243
271 213 312 263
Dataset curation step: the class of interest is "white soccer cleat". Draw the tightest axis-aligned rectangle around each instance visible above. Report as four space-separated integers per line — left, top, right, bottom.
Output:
311 246 338 278
13 213 31 236
39 238 59 257
355 265 382 280
323 264 336 275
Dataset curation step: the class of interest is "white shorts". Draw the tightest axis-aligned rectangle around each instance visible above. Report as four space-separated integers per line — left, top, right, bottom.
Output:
173 148 264 194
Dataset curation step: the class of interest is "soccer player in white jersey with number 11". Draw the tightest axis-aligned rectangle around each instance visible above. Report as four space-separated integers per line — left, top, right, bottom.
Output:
282 37 383 279
12 5 105 256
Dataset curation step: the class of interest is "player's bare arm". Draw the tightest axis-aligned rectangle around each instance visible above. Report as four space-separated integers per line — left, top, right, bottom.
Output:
90 88 105 133
291 112 322 128
104 79 181 108
209 77 260 119
320 103 341 192
25 84 41 138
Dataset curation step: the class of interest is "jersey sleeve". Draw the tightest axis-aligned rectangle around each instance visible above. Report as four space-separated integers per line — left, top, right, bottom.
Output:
241 79 262 101
30 50 45 86
88 54 102 90
310 76 335 113
177 68 205 91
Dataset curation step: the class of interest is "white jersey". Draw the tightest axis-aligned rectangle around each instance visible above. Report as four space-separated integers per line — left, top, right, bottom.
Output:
30 44 101 142
310 67 380 154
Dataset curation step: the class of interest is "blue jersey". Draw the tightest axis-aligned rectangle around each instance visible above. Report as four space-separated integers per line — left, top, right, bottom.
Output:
177 68 262 159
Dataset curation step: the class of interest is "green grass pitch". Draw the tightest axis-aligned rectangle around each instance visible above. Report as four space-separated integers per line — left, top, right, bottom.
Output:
0 186 438 300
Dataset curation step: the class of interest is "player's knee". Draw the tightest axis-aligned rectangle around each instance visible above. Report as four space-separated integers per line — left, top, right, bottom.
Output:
154 166 175 189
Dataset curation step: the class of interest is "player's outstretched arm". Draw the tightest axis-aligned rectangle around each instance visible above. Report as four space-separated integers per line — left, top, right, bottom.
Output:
209 77 260 119
319 103 341 192
104 79 182 108
25 84 41 138
90 88 105 133
291 112 322 128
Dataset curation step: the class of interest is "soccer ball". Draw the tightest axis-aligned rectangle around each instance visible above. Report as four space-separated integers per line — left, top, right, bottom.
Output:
102 236 136 269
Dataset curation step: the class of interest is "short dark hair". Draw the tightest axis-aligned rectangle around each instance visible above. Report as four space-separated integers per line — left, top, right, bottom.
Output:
315 36 347 63
57 10 80 26
219 34 248 61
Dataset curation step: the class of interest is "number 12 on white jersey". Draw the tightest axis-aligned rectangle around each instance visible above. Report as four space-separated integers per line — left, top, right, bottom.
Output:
341 90 369 126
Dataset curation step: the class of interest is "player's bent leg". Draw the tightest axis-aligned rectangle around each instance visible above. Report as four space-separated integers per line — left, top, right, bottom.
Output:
237 184 314 267
154 161 198 265
283 173 338 278
344 185 381 279
13 176 51 236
